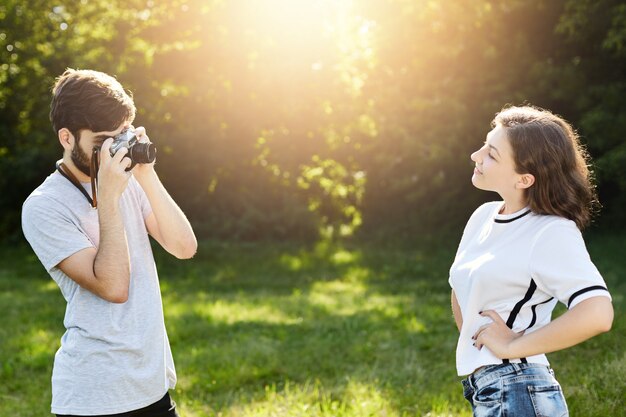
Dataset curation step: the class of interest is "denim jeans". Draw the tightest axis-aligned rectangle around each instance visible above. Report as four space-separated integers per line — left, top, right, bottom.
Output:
461 363 569 417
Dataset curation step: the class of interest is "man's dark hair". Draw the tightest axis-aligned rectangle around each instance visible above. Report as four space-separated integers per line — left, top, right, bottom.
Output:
50 68 136 140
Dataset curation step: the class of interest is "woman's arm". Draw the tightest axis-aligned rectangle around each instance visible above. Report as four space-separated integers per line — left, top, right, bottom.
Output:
451 289 463 332
473 296 613 359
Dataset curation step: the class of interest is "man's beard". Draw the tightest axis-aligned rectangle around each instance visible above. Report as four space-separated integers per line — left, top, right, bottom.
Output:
71 142 92 177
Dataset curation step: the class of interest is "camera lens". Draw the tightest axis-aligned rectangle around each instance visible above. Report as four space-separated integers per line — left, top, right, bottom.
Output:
130 142 157 164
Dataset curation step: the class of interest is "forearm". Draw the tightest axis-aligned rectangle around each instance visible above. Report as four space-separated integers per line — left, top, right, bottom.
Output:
94 198 131 302
509 297 613 358
137 170 197 258
452 290 463 331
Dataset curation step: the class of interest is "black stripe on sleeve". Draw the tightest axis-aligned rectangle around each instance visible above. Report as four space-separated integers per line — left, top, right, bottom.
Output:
567 286 609 309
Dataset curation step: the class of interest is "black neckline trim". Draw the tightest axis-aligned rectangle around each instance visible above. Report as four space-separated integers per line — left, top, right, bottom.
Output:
494 209 531 224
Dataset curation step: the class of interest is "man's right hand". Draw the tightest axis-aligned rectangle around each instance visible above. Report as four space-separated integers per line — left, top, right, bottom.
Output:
97 138 132 202
57 138 133 303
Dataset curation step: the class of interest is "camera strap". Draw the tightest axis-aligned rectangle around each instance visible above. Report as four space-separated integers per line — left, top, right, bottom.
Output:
55 151 100 208
90 148 100 208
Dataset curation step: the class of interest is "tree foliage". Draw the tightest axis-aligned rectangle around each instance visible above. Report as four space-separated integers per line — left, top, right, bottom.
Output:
1 0 625 241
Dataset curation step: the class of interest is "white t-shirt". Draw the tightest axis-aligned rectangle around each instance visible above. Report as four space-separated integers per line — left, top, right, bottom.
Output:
449 201 611 376
22 171 176 415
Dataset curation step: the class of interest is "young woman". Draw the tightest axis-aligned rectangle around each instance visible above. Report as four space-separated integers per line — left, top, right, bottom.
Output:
449 105 613 416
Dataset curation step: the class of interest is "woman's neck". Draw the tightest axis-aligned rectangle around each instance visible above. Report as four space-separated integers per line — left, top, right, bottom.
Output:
500 198 528 215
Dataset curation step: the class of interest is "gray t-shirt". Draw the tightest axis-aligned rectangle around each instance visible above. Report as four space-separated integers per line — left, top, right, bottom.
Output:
22 171 176 415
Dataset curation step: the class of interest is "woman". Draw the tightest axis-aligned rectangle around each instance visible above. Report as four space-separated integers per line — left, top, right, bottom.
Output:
449 105 613 416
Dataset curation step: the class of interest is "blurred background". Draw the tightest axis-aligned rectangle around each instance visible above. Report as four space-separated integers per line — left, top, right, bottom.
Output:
1 0 625 242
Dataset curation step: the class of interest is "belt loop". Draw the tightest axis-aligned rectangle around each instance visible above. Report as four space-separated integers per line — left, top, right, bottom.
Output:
514 362 523 375
468 373 476 390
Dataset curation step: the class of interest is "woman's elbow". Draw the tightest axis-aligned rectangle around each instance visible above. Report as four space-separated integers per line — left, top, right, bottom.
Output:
598 303 614 333
576 296 614 335
593 298 614 334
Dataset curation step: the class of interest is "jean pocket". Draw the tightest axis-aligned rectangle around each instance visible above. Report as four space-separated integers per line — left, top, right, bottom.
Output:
528 384 569 417
473 379 502 406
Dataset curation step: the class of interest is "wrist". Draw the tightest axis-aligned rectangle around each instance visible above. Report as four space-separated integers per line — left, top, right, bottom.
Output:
134 169 161 193
507 334 526 358
97 194 121 214
133 165 157 182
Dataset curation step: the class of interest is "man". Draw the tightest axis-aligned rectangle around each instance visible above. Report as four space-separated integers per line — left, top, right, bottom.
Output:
21 69 197 416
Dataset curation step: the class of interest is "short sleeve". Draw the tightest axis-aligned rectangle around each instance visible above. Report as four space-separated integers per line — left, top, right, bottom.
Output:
22 196 94 272
529 221 611 309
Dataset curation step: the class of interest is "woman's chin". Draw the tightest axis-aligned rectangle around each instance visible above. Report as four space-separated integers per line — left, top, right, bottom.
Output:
471 176 491 192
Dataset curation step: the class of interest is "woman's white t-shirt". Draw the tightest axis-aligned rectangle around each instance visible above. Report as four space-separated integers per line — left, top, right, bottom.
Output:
449 201 611 376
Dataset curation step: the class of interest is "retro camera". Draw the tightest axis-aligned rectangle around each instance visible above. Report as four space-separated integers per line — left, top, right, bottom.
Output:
108 128 157 170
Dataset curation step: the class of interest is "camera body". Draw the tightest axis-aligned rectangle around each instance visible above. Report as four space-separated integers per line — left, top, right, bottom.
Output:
109 128 157 170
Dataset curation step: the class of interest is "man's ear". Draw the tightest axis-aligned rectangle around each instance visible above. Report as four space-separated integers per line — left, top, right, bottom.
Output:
58 128 74 151
516 173 535 190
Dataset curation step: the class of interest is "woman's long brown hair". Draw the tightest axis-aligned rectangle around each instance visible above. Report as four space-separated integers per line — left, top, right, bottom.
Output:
494 105 600 230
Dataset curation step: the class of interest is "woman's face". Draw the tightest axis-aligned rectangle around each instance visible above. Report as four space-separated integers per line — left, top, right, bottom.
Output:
470 124 521 196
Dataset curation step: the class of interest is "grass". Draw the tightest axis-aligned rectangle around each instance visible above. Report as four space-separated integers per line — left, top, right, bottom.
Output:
0 233 624 416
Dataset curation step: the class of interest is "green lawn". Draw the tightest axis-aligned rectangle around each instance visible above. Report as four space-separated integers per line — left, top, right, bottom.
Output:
0 234 623 416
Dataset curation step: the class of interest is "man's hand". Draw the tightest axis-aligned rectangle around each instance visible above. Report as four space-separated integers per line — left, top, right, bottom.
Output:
130 126 156 183
57 137 133 303
98 138 132 203
472 310 525 359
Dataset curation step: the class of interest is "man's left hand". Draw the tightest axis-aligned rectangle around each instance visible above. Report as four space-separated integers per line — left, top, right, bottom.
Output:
131 126 156 182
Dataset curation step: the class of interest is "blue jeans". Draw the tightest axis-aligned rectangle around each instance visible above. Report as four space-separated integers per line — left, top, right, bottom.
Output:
461 363 569 417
